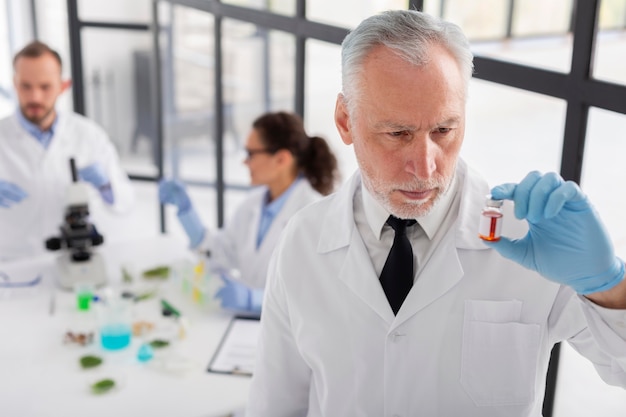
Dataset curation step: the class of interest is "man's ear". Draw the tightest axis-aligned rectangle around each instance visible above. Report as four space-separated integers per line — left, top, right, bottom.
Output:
61 79 72 93
334 93 353 145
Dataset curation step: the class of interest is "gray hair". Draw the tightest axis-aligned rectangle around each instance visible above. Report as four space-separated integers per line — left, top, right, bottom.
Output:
340 9 474 113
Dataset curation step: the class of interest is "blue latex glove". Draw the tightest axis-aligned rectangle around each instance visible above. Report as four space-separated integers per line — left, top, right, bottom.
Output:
79 162 109 188
79 163 113 204
177 208 206 248
487 171 625 295
0 180 28 208
159 179 204 247
215 274 262 315
158 179 192 214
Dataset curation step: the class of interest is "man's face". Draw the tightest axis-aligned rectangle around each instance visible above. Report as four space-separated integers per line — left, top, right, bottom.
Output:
335 44 466 219
13 53 69 129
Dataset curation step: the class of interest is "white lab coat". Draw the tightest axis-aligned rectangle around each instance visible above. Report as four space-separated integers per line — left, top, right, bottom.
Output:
0 112 134 261
199 179 322 289
248 159 626 417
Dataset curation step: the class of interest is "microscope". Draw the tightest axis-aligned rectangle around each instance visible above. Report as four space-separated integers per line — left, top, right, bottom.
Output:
45 158 107 289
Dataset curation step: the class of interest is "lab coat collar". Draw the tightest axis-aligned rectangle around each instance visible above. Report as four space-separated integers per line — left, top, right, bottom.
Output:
15 108 59 145
315 172 360 254
316 159 493 325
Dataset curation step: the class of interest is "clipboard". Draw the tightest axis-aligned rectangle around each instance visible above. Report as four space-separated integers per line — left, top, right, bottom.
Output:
207 315 261 377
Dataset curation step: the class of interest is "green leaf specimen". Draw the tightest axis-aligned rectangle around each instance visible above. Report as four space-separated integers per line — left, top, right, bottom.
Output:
91 378 115 394
149 339 170 349
142 266 170 280
79 355 103 369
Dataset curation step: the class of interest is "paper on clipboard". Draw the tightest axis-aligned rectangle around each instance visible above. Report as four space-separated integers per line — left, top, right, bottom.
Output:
208 316 261 376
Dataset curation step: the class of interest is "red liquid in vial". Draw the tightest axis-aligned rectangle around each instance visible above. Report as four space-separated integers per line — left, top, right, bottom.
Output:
478 210 503 241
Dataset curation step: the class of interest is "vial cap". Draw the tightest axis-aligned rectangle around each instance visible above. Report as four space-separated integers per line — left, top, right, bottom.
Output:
485 194 504 207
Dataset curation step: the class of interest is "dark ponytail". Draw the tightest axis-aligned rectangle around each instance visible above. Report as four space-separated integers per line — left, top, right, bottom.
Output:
252 111 339 195
299 136 338 195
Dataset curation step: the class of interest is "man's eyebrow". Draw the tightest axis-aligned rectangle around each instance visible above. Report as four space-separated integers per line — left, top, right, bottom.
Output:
437 116 462 126
373 121 416 131
374 116 461 131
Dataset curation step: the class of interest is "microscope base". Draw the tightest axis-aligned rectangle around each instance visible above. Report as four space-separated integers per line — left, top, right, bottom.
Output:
55 252 108 290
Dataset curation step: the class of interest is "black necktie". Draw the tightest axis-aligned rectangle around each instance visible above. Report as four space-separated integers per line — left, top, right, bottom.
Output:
380 216 416 315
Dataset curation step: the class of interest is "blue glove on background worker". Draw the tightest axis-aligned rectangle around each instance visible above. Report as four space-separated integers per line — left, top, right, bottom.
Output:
215 274 263 316
487 171 625 295
79 162 114 204
0 180 28 208
158 179 205 247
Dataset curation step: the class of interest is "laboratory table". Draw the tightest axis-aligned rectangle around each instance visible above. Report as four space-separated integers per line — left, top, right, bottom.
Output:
0 235 250 417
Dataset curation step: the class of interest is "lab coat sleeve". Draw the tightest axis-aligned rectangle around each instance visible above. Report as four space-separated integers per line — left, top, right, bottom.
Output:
550 286 626 387
576 296 626 386
246 245 311 417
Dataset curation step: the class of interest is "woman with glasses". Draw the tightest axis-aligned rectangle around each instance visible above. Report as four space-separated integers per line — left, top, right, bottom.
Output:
159 111 339 314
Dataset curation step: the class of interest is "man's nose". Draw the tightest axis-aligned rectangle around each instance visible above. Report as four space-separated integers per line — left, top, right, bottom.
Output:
27 89 43 103
404 136 436 179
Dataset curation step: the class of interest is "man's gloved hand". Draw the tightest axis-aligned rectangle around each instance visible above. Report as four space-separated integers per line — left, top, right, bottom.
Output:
0 180 28 208
158 179 192 214
79 162 110 188
486 171 624 295
79 163 114 204
215 274 262 315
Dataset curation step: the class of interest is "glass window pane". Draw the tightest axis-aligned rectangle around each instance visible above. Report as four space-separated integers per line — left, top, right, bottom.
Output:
581 108 626 259
305 39 356 181
0 0 13 118
593 0 626 85
34 0 73 113
307 0 408 28
554 343 626 417
464 0 573 73
221 0 296 15
461 79 565 185
78 0 151 23
512 0 574 37
598 0 626 30
81 28 154 177
422 0 443 17
222 18 296 187
554 107 626 417
442 0 509 40
159 5 217 184
471 37 573 73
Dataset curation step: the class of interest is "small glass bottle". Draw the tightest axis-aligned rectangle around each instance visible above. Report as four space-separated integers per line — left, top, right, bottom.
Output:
478 195 504 242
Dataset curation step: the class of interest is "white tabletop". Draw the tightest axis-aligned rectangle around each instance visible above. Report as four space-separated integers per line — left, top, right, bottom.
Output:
0 235 250 417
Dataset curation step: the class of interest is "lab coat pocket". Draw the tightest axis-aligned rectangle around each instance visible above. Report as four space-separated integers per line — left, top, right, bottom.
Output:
460 301 541 407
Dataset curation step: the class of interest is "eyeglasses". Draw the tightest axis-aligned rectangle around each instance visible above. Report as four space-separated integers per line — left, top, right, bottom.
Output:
244 148 274 159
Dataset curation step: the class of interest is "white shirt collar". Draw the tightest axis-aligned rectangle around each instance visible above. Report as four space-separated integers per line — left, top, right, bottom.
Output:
361 173 459 241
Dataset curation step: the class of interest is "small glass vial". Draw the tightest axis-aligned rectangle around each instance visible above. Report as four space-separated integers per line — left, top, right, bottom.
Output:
478 195 504 241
